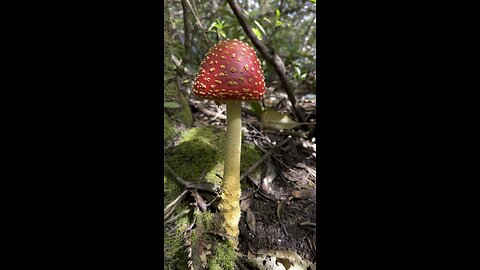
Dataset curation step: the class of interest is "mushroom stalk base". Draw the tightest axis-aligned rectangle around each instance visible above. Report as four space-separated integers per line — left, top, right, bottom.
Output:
219 100 242 246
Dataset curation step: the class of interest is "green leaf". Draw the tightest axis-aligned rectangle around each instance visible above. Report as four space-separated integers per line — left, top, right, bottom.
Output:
253 20 267 37
164 102 181 109
310 0 316 3
219 30 226 38
262 18 272 24
208 21 216 31
250 101 263 114
275 9 281 19
252 28 263 40
294 66 302 76
260 110 300 130
275 20 283 27
246 208 256 233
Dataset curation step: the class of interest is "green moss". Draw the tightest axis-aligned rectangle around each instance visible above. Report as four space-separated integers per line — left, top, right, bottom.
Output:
164 204 192 270
164 175 182 206
201 211 215 232
208 241 237 270
178 93 193 126
164 113 176 143
240 141 261 175
165 127 262 187
164 224 188 270
164 76 178 101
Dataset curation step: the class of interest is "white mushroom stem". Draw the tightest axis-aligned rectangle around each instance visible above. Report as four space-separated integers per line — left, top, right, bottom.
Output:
219 100 242 245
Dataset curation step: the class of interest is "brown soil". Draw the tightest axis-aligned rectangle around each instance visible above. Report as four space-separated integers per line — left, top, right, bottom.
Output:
238 183 317 263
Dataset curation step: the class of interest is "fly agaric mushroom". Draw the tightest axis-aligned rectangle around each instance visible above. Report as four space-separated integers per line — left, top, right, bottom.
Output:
193 39 266 245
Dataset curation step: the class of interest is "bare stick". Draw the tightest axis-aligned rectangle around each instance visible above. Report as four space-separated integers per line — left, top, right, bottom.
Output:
299 221 316 227
180 0 192 62
196 104 227 120
226 0 305 123
164 190 189 220
165 208 191 224
164 161 191 187
164 161 221 194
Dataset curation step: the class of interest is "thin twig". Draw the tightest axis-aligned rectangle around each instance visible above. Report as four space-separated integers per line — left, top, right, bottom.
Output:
164 161 191 187
164 161 221 194
180 0 192 61
252 138 268 154
164 190 189 220
165 208 191 224
240 136 291 181
299 221 316 227
185 0 211 46
197 104 227 120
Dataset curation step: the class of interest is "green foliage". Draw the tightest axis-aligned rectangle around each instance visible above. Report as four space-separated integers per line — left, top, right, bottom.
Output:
209 19 228 39
253 20 267 38
168 0 316 92
164 102 181 108
164 113 176 142
252 28 263 40
249 101 263 115
164 214 190 270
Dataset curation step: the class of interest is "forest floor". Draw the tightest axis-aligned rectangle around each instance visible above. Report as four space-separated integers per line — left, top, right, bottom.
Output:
165 76 316 269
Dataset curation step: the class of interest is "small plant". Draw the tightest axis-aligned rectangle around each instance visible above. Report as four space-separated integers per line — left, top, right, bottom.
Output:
208 19 228 39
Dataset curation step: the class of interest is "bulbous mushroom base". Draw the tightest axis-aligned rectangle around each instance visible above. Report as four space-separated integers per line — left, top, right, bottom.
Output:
218 179 241 242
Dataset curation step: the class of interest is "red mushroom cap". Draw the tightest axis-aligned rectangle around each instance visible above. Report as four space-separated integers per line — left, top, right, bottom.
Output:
193 39 266 102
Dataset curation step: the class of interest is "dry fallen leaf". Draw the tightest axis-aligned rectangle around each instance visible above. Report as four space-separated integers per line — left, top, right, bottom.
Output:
240 188 254 200
277 201 286 222
245 249 313 270
246 208 256 234
291 189 316 200
261 110 301 130
261 160 277 195
240 196 253 212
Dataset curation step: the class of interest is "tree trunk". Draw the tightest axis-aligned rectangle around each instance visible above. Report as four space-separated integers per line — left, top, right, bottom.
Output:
164 0 193 143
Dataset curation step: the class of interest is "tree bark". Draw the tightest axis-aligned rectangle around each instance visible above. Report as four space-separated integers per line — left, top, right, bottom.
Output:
181 0 192 64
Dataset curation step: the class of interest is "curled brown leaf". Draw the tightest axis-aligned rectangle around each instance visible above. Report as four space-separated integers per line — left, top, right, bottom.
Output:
246 208 256 233
291 189 316 200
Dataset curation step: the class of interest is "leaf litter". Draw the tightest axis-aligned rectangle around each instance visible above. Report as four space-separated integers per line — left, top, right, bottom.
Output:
180 76 317 266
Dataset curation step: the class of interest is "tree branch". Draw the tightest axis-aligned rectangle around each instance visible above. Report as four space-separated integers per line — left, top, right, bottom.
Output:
180 0 192 62
185 0 211 46
226 0 305 123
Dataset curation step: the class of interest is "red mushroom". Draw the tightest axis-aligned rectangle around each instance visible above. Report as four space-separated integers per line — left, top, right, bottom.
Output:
193 39 266 244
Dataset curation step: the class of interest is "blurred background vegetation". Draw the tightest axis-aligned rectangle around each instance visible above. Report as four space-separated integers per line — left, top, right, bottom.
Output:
168 0 316 95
